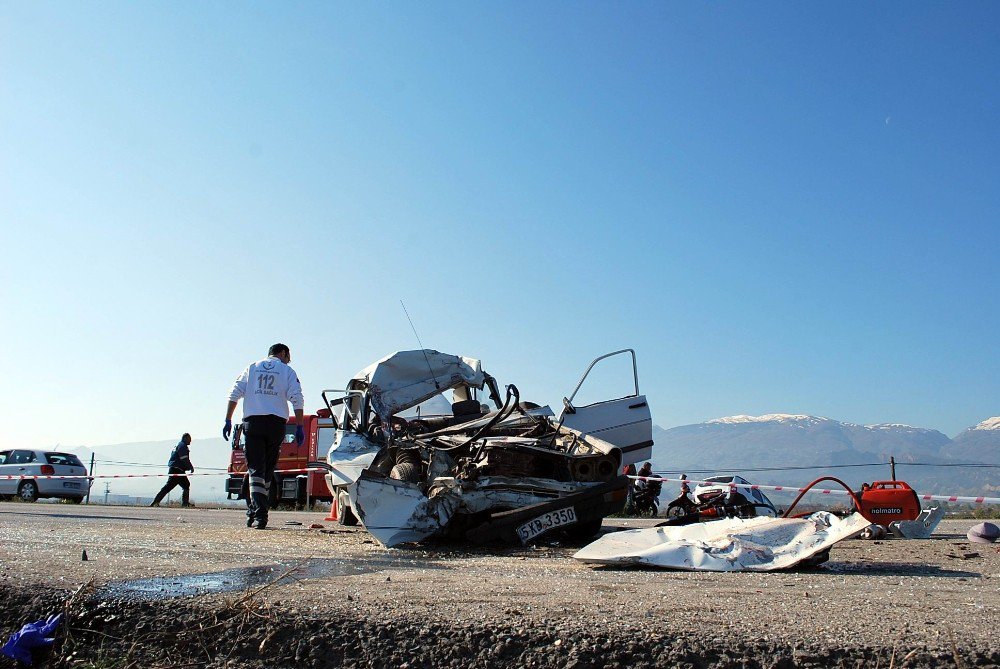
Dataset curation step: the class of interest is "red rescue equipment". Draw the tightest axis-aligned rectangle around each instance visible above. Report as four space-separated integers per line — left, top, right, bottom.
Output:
857 480 921 526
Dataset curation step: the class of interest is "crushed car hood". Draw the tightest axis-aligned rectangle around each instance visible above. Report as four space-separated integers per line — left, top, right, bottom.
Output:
573 512 872 571
351 350 485 419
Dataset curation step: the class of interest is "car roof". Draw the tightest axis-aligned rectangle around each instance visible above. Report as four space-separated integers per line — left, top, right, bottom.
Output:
698 475 752 485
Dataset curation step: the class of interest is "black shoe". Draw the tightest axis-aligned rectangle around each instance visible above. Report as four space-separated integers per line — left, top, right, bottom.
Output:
181 502 195 508
255 516 268 530
246 512 255 528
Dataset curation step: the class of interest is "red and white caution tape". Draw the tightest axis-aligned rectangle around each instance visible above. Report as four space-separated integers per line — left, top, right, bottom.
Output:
0 467 327 481
630 475 1000 506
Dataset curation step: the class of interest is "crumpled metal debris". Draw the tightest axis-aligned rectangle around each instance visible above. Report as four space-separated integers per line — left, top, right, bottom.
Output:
325 349 652 547
573 512 872 571
888 506 944 539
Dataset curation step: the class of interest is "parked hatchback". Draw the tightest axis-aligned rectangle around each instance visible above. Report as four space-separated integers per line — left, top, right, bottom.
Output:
0 449 91 503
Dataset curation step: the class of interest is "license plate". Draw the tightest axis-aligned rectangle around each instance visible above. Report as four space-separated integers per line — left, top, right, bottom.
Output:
517 506 577 544
63 482 81 489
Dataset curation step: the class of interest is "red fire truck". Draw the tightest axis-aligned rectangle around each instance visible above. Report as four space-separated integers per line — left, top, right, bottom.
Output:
226 411 336 507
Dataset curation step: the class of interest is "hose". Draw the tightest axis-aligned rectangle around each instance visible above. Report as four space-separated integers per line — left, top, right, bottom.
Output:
781 476 864 518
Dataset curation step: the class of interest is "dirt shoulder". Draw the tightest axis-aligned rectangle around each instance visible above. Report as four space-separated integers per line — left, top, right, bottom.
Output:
1 504 997 668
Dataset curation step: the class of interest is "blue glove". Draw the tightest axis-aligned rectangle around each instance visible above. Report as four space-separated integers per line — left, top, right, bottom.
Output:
295 425 305 446
2 613 62 665
223 419 232 441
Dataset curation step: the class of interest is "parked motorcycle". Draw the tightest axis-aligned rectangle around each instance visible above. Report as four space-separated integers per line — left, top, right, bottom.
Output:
626 477 662 517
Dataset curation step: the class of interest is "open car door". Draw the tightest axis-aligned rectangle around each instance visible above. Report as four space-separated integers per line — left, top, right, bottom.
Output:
557 349 653 467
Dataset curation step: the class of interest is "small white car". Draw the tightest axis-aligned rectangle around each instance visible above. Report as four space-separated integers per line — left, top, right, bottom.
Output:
0 449 91 503
693 474 778 516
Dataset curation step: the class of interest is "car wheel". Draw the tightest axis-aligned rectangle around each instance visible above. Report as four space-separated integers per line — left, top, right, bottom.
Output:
564 518 603 541
69 496 84 504
18 481 39 502
337 490 358 526
389 462 421 483
338 504 358 526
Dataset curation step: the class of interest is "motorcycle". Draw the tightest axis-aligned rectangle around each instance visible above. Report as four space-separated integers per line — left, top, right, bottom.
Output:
626 477 661 517
665 489 698 518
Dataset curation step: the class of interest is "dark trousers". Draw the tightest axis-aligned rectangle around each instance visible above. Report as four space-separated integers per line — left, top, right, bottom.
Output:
153 467 190 505
243 414 285 519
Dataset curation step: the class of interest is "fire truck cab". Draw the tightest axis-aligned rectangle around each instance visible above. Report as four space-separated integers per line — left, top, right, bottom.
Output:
226 412 335 507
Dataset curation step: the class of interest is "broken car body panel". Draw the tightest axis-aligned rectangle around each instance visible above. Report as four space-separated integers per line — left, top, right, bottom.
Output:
557 350 653 464
573 512 872 571
353 350 487 420
325 349 652 547
888 506 944 539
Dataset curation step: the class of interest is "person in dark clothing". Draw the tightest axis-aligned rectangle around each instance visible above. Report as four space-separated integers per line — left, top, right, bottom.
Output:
150 433 195 507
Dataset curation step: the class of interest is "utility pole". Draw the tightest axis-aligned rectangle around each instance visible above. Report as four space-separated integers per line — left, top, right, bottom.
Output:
103 482 111 505
889 456 896 481
86 453 95 505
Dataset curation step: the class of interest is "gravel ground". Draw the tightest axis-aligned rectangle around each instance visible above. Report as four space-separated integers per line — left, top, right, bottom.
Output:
1 502 997 668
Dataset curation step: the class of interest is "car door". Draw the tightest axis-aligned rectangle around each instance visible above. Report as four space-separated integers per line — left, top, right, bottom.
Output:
0 450 13 494
6 450 38 492
557 350 653 467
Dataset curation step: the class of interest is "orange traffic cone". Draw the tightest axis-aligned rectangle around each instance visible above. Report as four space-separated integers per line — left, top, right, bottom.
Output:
324 497 338 522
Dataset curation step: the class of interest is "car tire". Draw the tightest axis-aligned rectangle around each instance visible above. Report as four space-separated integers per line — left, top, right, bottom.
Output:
18 481 39 502
336 490 358 526
69 496 83 504
338 504 358 526
390 462 421 483
565 518 603 541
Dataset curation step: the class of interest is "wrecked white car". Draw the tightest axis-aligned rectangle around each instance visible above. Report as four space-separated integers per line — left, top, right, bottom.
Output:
322 349 653 547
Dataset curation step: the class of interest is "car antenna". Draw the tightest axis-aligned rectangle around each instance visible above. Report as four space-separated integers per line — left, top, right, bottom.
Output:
400 300 440 390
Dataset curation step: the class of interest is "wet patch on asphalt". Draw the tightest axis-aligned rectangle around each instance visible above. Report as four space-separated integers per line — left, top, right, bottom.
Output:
96 556 445 601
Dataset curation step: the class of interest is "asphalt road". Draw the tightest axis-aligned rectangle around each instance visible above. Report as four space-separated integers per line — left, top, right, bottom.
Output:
1 502 997 661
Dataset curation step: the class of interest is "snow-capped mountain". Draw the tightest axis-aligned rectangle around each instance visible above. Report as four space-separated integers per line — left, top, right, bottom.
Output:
941 416 1000 463
655 414 950 469
973 417 1000 431
651 414 996 495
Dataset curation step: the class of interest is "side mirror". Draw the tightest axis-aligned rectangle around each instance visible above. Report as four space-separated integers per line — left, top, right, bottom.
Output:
562 397 576 415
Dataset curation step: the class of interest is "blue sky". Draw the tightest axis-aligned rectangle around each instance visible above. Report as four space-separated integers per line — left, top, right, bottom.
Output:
2 3 997 449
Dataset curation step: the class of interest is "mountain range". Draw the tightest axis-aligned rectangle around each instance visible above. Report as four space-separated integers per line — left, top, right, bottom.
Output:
650 414 999 497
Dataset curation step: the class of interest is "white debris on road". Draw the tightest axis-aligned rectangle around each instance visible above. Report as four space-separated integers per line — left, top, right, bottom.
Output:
573 512 873 571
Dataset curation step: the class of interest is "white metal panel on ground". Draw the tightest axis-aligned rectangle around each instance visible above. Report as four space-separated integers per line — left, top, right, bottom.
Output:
573 512 872 571
889 506 945 539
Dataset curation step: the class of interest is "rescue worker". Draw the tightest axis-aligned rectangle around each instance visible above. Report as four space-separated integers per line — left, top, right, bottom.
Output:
150 433 195 507
224 343 304 530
